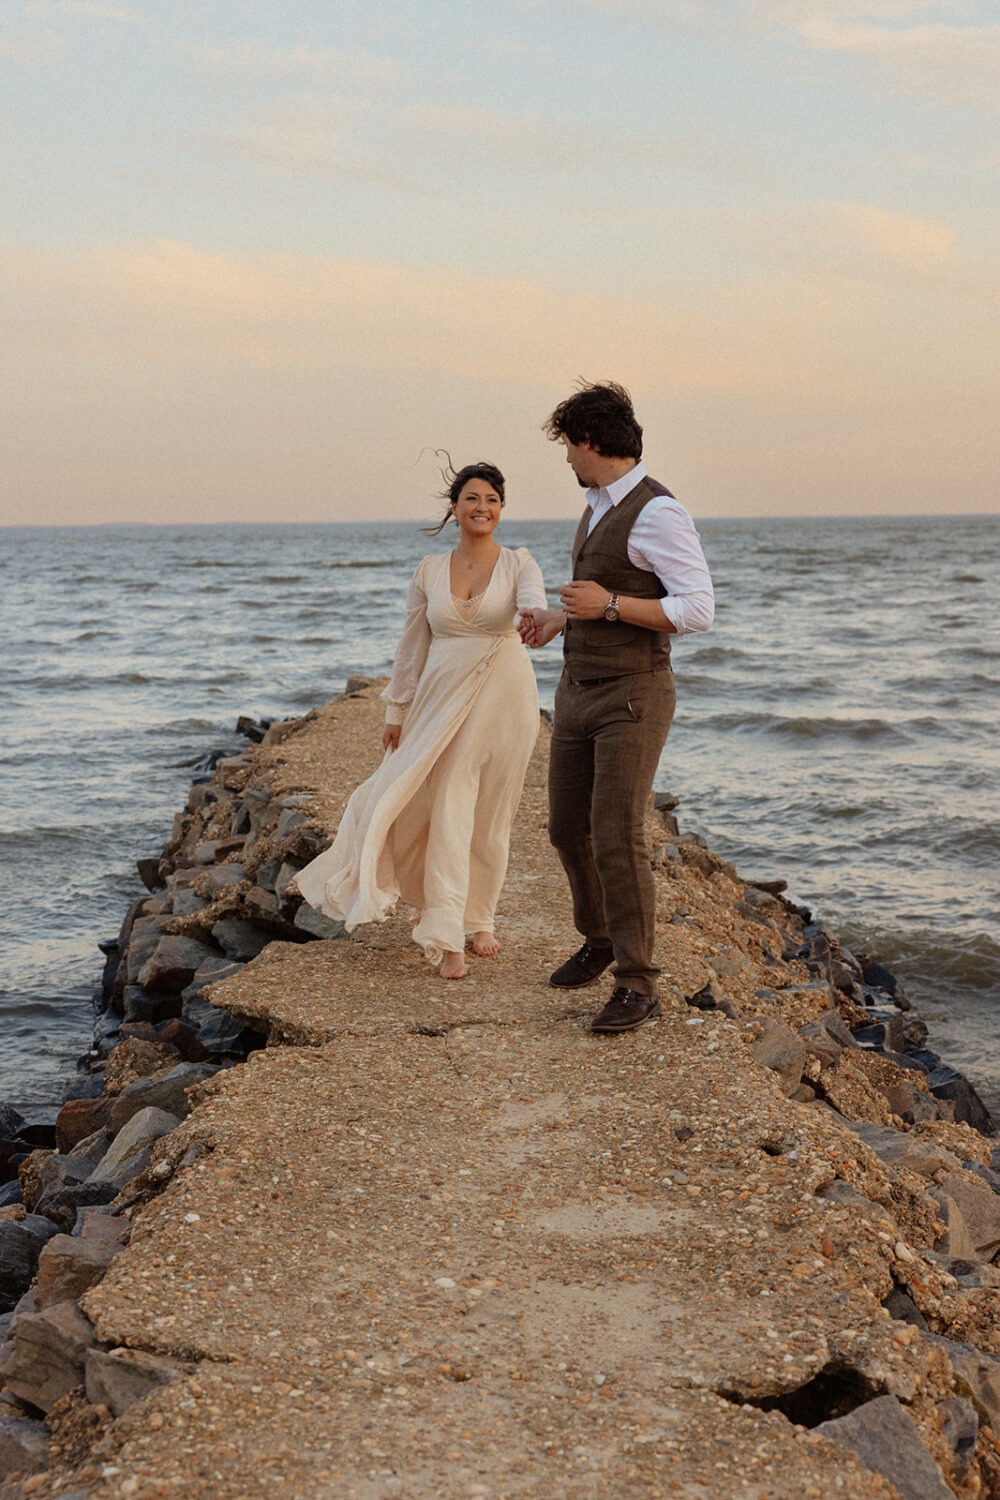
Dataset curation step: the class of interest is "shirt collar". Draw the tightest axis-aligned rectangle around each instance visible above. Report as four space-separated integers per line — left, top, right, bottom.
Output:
586 459 647 510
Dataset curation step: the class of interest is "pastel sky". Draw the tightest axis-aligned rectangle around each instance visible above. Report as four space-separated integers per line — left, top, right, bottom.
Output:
2 0 998 524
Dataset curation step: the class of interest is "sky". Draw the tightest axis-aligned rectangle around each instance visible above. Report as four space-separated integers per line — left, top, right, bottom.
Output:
2 0 999 525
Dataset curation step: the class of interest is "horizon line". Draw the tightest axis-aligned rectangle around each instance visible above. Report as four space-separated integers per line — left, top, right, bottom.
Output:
3 510 998 531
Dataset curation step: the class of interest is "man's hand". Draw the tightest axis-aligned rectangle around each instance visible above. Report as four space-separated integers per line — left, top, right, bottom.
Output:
382 723 401 752
559 580 611 620
518 608 566 648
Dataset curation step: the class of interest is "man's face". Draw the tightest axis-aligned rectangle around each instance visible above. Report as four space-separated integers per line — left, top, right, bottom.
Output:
562 437 601 489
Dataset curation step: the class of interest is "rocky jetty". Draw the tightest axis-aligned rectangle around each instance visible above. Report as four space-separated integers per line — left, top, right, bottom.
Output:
1 679 999 1498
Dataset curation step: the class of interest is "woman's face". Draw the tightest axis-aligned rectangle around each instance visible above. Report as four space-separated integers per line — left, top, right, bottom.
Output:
452 478 503 537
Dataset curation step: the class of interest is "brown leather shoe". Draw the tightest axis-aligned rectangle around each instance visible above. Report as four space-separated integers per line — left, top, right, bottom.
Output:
590 987 661 1033
549 942 615 989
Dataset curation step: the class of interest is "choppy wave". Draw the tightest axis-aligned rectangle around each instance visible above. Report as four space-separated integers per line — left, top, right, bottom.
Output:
143 716 221 735
699 711 912 743
844 924 1000 997
0 826 98 848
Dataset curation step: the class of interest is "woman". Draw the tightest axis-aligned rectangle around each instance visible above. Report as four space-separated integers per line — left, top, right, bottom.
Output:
295 461 547 979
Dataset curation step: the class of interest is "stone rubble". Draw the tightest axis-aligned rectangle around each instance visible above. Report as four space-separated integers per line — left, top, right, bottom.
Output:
0 679 998 1498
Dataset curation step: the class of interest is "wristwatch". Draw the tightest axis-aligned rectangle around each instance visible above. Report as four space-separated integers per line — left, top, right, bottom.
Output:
602 592 621 622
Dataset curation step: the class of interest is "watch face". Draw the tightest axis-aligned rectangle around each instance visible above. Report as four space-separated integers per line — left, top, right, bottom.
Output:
604 605 619 621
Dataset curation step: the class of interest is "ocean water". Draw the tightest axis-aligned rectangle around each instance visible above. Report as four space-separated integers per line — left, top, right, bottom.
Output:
1 516 997 1122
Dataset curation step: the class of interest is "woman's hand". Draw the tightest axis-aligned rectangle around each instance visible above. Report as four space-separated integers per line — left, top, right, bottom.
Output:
518 608 566 648
382 723 401 752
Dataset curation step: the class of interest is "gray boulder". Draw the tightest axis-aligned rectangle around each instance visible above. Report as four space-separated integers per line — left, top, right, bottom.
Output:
123 915 167 986
0 1217 60 1305
85 1346 193 1417
253 857 282 893
89 1106 181 1188
275 807 308 838
797 1020 845 1071
293 904 346 941
940 1396 979 1483
931 1069 994 1134
928 1334 1000 1430
138 935 220 993
0 1299 95 1413
72 1207 128 1244
814 1393 952 1499
750 1019 806 1096
817 1179 880 1213
66 1128 114 1168
171 888 209 917
841 1120 961 1178
0 1106 25 1140
928 1187 978 1260
29 1155 95 1226
0 1412 49 1478
181 958 244 1009
199 864 248 896
275 862 304 900
34 1233 123 1310
109 1064 217 1133
122 984 181 1024
934 1170 1000 1259
211 919 273 962
190 1005 255 1056
963 1159 1000 1196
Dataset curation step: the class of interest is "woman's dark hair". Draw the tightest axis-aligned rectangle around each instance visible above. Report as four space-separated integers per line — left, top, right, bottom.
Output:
543 381 643 460
424 454 506 536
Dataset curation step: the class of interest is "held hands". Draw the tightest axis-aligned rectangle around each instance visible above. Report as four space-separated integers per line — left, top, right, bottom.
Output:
382 723 401 752
518 608 566 649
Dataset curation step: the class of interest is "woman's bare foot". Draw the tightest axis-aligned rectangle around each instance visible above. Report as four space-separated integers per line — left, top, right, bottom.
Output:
439 950 468 980
471 930 500 957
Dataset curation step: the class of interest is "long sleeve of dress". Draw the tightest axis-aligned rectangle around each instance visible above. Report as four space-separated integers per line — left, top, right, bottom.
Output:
514 547 547 615
381 562 432 727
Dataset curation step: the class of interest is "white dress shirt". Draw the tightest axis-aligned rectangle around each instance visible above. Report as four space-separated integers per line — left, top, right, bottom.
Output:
585 461 714 635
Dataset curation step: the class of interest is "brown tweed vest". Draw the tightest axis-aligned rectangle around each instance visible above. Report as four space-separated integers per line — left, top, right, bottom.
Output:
563 474 674 681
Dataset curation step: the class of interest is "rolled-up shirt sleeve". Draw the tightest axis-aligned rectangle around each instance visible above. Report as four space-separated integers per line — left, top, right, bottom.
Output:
380 561 432 726
628 497 714 636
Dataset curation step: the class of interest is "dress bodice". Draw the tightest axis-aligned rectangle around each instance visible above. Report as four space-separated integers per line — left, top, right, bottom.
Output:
382 546 546 720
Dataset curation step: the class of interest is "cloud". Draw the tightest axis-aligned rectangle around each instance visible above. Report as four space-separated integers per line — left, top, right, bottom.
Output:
833 202 955 269
211 92 765 196
0 0 140 65
183 40 401 90
755 1 970 20
574 1 1000 111
784 11 1000 110
25 0 143 23
213 95 402 189
0 238 787 395
2 235 996 521
0 20 66 63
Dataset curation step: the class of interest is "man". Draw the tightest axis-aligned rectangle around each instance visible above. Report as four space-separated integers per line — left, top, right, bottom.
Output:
520 382 714 1033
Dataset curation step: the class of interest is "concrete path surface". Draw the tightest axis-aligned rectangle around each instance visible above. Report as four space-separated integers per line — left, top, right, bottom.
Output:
15 688 993 1498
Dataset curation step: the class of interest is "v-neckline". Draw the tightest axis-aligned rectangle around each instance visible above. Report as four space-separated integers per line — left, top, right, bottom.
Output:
449 546 502 606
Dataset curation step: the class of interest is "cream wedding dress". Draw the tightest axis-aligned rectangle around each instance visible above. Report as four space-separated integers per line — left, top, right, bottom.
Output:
295 546 546 965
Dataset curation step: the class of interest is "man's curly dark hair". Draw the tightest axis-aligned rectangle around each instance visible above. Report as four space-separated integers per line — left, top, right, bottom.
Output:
543 381 643 460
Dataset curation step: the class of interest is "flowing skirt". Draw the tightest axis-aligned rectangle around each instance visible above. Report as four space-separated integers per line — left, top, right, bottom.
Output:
295 632 539 965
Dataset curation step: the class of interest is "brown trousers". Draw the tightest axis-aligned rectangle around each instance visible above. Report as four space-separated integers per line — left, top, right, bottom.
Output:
548 668 676 996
